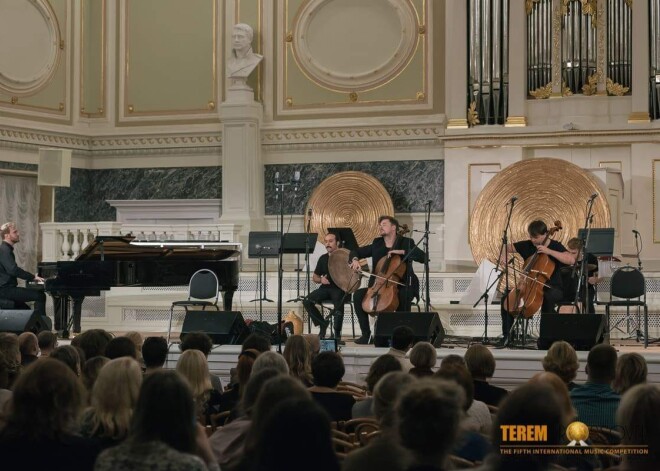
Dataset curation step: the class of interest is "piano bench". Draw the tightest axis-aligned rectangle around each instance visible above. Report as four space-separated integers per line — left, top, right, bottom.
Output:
0 299 15 309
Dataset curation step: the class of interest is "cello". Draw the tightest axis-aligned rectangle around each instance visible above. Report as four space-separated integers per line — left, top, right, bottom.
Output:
504 220 563 318
361 225 410 314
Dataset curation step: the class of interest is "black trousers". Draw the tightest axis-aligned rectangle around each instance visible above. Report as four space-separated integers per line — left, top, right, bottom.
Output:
302 286 346 337
353 286 416 337
500 287 563 339
0 286 46 317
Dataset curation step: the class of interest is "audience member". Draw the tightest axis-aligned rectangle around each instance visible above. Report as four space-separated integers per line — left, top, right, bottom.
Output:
408 341 437 377
481 383 564 471
440 354 466 368
50 345 81 376
218 348 261 414
0 359 101 470
80 357 142 449
570 344 619 429
0 333 20 387
252 351 289 376
435 364 492 462
309 351 355 421
209 368 281 470
343 372 416 471
614 384 660 471
542 340 580 390
124 331 144 361
613 352 647 395
17 332 39 367
0 351 11 412
75 329 113 360
176 349 212 422
37 330 58 357
396 378 464 471
387 326 414 371
241 332 272 353
283 334 313 386
81 356 110 394
242 398 339 471
181 332 223 392
142 336 169 374
465 344 508 406
352 354 402 418
94 370 218 471
104 336 138 360
303 333 321 358
73 344 87 366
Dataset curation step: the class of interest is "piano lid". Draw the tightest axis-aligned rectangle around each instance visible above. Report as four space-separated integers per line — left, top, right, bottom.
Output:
77 236 242 261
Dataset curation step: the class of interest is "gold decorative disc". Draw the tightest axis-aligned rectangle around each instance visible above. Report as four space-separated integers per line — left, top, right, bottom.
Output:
469 158 611 267
305 171 394 247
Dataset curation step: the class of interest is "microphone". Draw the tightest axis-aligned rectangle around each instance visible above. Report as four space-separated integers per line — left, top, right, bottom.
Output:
633 229 640 235
510 196 518 202
589 193 598 201
294 171 300 181
307 207 313 217
274 171 280 200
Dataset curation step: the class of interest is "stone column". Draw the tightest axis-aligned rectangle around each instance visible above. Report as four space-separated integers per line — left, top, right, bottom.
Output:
445 1 468 128
629 0 651 123
219 91 267 247
506 0 527 126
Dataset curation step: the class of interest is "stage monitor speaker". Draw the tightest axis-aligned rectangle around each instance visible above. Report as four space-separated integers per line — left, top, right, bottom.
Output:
38 148 71 187
373 312 445 348
538 314 605 351
180 311 248 345
0 310 50 335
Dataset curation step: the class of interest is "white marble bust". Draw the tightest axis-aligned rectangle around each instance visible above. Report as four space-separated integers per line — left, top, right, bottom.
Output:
227 23 263 81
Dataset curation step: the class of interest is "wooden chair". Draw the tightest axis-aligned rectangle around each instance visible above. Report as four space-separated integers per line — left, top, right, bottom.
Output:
332 436 357 460
354 420 380 445
358 429 381 447
342 417 378 434
588 427 623 468
337 381 368 398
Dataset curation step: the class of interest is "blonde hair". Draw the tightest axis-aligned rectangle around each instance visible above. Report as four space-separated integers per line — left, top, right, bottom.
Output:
613 353 647 395
542 341 579 384
176 349 212 404
87 357 142 440
283 335 312 385
0 222 15 238
124 331 144 360
528 372 576 426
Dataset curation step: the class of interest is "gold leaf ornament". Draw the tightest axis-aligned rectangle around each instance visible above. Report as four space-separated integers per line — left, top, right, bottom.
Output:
467 101 480 127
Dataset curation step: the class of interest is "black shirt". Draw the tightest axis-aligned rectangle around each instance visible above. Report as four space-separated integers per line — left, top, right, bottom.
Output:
351 237 425 289
513 239 567 290
0 241 35 289
314 253 337 289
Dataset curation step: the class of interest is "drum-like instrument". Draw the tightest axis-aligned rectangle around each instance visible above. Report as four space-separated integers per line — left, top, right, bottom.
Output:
328 248 362 293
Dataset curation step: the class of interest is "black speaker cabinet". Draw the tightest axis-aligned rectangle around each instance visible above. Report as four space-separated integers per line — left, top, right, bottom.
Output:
0 310 50 335
373 312 445 348
538 314 605 351
181 311 248 345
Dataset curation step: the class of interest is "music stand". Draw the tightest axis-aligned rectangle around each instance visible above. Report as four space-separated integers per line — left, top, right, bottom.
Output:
283 233 318 302
328 228 359 251
577 228 615 256
248 232 280 320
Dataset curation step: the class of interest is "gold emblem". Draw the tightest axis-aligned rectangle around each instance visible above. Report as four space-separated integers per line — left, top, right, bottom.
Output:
566 421 589 446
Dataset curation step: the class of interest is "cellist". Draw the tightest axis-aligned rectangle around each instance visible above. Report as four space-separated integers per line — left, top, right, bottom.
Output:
498 220 576 346
349 216 426 345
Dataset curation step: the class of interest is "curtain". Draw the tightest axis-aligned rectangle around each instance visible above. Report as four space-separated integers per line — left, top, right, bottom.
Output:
0 175 41 279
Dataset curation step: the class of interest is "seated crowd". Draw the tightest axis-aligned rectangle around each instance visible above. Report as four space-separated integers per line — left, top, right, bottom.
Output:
0 325 657 471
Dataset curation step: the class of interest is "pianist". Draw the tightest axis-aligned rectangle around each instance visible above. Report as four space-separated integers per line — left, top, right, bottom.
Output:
0 222 47 321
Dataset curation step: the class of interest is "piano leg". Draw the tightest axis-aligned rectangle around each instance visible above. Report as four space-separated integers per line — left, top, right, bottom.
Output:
51 293 67 332
71 296 84 333
223 290 235 312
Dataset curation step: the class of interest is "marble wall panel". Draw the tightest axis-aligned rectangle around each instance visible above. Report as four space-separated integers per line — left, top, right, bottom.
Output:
264 161 444 215
55 166 222 221
0 162 37 171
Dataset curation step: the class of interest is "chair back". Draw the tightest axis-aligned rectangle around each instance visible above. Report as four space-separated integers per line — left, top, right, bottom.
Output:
610 266 645 300
189 269 220 301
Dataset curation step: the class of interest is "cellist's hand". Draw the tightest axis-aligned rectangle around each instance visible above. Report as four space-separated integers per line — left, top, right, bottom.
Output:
536 244 551 255
388 249 405 257
350 259 361 271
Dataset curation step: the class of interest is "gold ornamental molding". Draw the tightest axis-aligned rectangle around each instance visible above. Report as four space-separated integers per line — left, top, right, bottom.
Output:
469 157 611 267
606 78 629 96
628 111 651 124
505 116 528 127
305 171 394 246
262 125 442 144
0 0 62 96
467 101 480 127
446 118 469 130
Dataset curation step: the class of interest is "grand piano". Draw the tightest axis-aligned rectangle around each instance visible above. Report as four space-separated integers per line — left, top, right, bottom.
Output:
37 236 241 337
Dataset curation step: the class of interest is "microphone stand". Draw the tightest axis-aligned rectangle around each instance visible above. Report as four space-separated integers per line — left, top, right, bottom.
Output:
305 212 313 332
474 265 508 345
274 171 300 353
424 200 432 312
573 197 597 315
499 197 516 347
634 231 643 272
